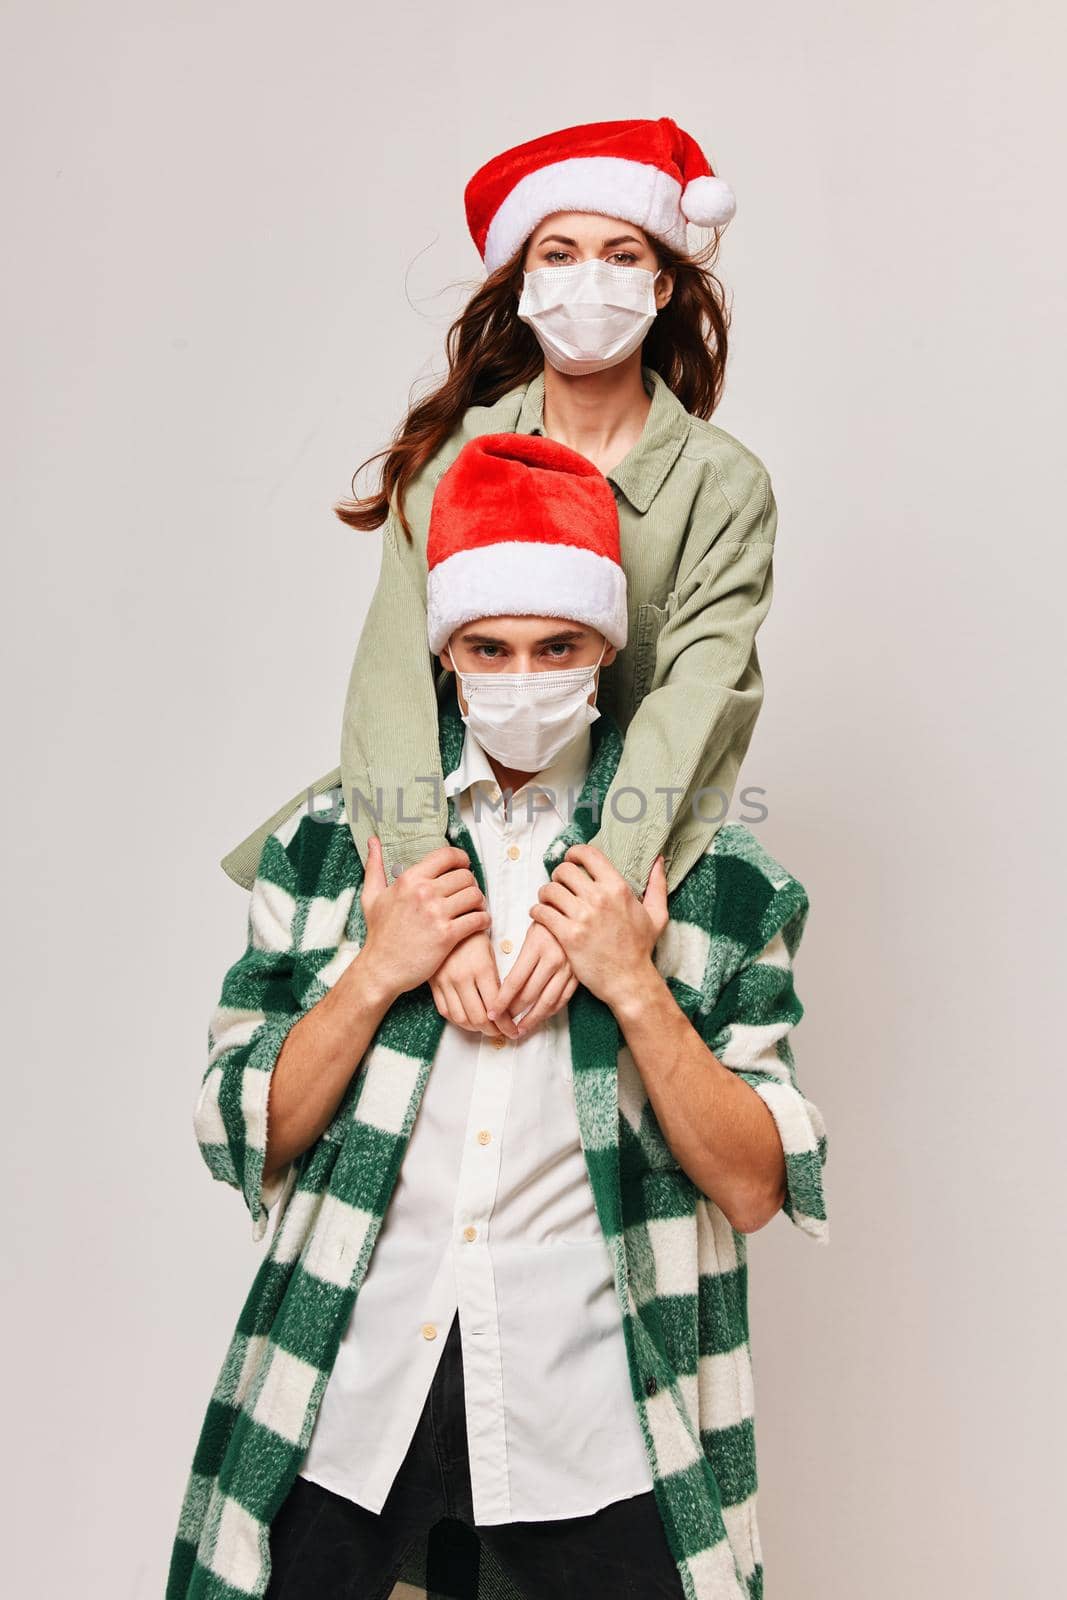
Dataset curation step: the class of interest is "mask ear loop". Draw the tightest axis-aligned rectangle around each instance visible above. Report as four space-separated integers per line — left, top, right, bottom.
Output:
589 634 608 697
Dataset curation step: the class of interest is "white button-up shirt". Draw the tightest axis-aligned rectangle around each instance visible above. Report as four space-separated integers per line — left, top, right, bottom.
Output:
299 721 654 1524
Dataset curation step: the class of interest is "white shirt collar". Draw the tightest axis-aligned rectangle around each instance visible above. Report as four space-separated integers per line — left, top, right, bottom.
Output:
444 721 593 826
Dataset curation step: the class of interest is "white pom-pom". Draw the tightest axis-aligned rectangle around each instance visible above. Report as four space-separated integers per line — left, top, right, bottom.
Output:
681 175 737 227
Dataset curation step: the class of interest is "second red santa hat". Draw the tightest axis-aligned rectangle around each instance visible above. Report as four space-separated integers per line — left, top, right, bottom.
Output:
425 433 628 655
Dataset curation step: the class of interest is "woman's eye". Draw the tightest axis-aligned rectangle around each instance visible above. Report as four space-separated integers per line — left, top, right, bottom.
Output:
544 250 572 265
607 252 638 265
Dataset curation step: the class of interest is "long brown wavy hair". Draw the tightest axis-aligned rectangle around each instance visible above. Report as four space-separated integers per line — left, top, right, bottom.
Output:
333 229 731 543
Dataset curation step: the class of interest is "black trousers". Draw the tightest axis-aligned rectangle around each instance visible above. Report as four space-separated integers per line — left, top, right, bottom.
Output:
266 1310 686 1600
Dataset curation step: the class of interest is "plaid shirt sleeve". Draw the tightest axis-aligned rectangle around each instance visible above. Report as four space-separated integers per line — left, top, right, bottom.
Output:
697 880 830 1244
194 809 324 1242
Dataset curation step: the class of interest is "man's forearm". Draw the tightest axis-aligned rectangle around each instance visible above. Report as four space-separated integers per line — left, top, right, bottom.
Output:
262 949 396 1182
610 964 787 1233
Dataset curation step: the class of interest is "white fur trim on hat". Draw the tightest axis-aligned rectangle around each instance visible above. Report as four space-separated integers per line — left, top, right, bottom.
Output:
427 541 629 654
483 156 687 274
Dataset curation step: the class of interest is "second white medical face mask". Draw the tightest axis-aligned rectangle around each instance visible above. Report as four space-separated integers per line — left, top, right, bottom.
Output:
516 258 662 376
448 638 607 772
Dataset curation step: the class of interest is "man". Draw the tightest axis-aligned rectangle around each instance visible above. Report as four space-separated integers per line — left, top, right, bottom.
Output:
167 435 829 1600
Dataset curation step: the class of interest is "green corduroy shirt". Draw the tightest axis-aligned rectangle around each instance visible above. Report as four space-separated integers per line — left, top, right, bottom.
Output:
220 367 780 900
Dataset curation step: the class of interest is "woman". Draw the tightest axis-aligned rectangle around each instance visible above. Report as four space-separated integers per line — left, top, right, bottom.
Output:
223 115 779 1042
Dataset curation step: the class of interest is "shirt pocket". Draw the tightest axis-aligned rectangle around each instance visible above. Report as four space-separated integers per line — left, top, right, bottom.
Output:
632 597 673 705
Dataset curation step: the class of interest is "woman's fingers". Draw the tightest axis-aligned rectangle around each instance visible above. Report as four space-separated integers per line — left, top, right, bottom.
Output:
442 979 468 1028
471 971 507 1038
490 942 539 1021
514 965 573 1035
506 957 554 1023
458 975 503 1038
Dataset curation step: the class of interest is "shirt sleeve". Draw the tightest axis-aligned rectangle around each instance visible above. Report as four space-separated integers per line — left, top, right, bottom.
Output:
589 459 776 897
218 765 343 891
194 808 353 1241
339 508 450 880
695 878 830 1244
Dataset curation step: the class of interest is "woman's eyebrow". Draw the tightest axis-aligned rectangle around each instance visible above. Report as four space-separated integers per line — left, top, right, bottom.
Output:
537 233 644 250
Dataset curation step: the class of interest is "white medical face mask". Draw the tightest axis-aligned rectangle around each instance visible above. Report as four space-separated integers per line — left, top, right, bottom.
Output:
517 258 662 376
448 638 607 772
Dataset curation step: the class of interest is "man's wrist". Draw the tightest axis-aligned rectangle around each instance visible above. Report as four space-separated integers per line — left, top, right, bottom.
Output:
349 944 401 1013
604 958 669 1026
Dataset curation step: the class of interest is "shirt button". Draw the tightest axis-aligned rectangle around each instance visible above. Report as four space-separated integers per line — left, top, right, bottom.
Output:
507 845 520 860
489 1035 508 1050
421 1323 438 1340
499 938 513 955
463 1225 478 1242
476 1128 492 1144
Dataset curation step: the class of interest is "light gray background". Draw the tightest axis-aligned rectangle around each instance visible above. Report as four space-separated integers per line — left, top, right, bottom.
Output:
4 2 1063 1595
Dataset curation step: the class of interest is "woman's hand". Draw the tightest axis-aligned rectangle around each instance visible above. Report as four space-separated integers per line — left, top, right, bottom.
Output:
357 836 490 1003
429 930 507 1039
488 920 578 1037
528 845 668 1010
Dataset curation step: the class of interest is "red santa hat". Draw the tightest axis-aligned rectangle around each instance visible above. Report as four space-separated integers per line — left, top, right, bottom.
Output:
426 433 627 655
465 116 736 274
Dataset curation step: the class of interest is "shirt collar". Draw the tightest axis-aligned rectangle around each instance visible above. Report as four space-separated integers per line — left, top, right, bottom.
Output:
444 720 593 825
514 365 691 514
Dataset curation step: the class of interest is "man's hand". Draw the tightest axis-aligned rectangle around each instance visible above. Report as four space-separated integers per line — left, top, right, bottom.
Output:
358 837 490 1004
429 930 507 1039
488 921 577 1037
528 845 668 1010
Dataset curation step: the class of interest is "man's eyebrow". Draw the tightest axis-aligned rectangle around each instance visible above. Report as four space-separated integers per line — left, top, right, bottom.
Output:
458 628 588 646
536 233 644 250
